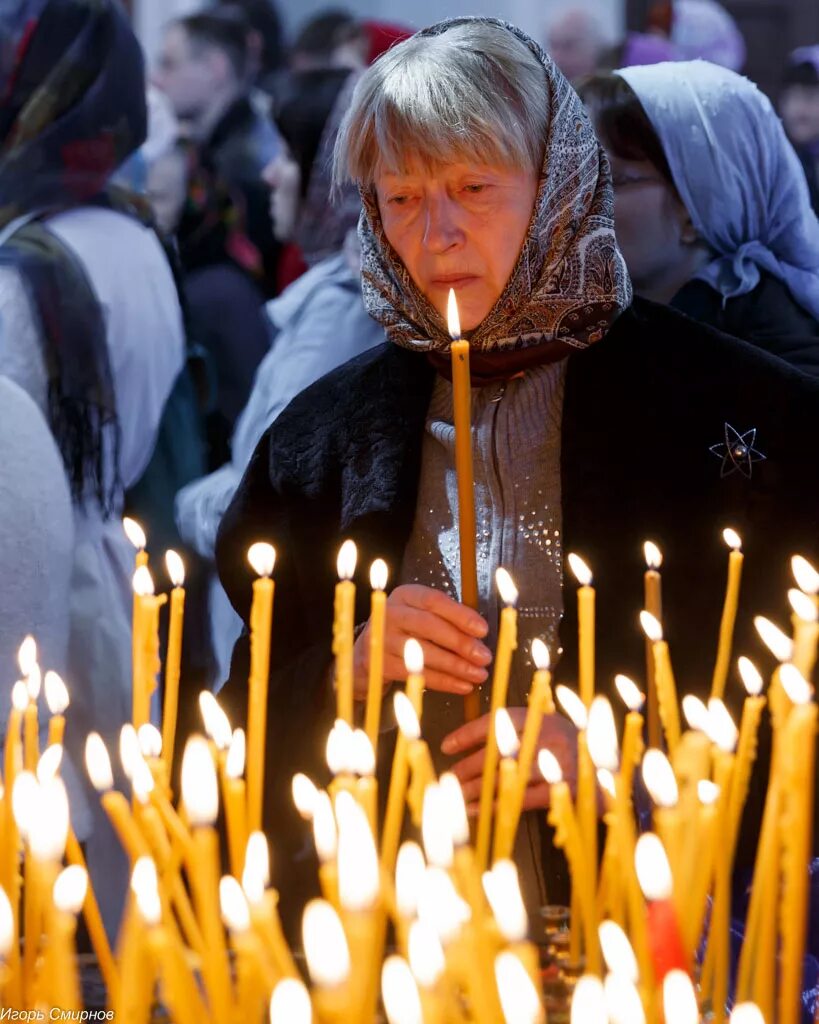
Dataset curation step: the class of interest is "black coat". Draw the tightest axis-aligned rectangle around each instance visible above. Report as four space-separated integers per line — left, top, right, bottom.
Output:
216 297 819 917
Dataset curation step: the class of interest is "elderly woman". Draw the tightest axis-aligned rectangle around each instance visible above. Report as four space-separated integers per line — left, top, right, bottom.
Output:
578 62 819 374
217 18 819 920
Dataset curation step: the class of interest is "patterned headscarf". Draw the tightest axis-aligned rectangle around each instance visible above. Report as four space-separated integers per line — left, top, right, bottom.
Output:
0 0 147 513
357 18 632 355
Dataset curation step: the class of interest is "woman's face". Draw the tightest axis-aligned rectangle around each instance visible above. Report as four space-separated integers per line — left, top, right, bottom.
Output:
606 153 696 299
375 160 539 331
262 144 302 242
780 84 819 146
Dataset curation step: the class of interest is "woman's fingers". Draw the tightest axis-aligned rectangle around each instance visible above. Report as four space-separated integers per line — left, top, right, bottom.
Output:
391 584 489 638
387 604 493 667
380 653 477 695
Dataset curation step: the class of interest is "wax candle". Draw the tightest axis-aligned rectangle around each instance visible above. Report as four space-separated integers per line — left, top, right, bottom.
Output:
123 516 149 569
382 955 423 1024
395 841 426 955
119 858 160 1024
242 832 299 981
634 833 687 981
475 568 518 869
727 659 766 845
683 780 719 956
132 567 166 729
351 729 378 834
495 952 546 1024
788 586 819 679
303 899 352 1024
407 920 447 1024
313 791 340 908
492 708 521 863
64 829 118 999
571 976 607 1024
365 559 389 748
640 612 681 754
85 733 149 862
220 876 270 1013
641 749 682 891
615 675 645 795
482 860 540 990
270 979 313 1024
2 682 26 895
710 529 744 701
447 289 480 724
222 728 248 878
395 692 436 828
568 554 595 709
43 671 69 748
162 550 186 768
48 866 86 1011
20 639 40 774
246 542 276 834
333 540 357 725
643 542 664 751
662 970 699 1024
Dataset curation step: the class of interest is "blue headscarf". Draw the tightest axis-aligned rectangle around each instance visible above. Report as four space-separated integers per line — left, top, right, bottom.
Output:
616 60 819 321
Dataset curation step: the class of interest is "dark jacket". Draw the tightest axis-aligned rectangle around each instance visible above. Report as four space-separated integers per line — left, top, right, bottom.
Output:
671 270 819 377
216 297 819 918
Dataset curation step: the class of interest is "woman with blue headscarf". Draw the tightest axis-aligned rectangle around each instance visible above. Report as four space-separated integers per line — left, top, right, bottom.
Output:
579 60 819 375
0 0 185 933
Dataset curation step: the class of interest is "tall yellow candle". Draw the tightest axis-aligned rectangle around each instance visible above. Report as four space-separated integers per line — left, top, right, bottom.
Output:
49 866 86 1011
123 516 149 570
789 586 819 679
382 642 425 871
23 662 40 774
710 529 744 702
641 612 680 755
333 540 357 725
568 554 596 709
643 542 663 750
684 780 719 956
475 568 518 870
246 542 276 834
242 832 300 981
365 559 389 749
615 675 646 796
162 550 186 769
64 830 118 999
447 288 480 725
491 709 521 864
132 568 166 729
728 658 766 845
43 670 69 749
85 733 150 863
395 694 436 828
223 728 249 878
302 899 353 1024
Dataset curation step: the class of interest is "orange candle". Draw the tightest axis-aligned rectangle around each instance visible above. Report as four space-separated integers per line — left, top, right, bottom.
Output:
568 554 596 709
710 529 744 702
246 542 276 834
333 541 357 725
123 516 149 569
641 612 680 755
643 541 663 749
162 551 186 769
364 559 389 749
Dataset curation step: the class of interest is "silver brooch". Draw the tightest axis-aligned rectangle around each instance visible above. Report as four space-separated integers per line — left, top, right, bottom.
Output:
709 423 766 479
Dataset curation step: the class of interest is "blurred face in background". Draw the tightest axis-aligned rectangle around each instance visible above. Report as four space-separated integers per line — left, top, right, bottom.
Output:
547 10 603 82
154 25 227 123
780 84 819 146
147 147 188 236
262 143 302 241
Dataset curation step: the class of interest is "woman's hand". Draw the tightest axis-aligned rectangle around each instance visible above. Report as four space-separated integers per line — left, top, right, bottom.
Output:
353 584 490 700
441 709 579 812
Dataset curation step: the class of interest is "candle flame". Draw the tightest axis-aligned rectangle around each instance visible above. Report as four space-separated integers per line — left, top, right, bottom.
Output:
707 698 739 752
370 558 389 591
496 566 519 607
754 615 794 663
483 860 528 942
302 899 350 988
682 694 710 733
396 841 427 918
779 663 813 706
422 784 454 869
337 792 380 910
312 791 337 863
791 555 819 595
53 865 88 916
85 733 113 792
382 956 423 1024
635 832 673 901
495 708 521 759
698 780 720 805
662 970 699 1024
242 831 270 905
597 769 616 800
568 552 593 587
408 919 445 988
36 744 63 783
131 757 155 804
556 684 588 730
181 735 219 826
132 565 155 597
26 663 41 702
599 920 639 982
723 527 742 551
788 587 818 623
0 888 13 958
292 773 319 820
247 541 276 578
44 671 69 715
394 691 422 742
604 973 646 1024
615 674 644 712
18 635 37 679
447 288 461 340
137 723 162 759
131 857 161 927
11 680 28 712
417 866 470 945
641 749 679 808
404 638 424 675
439 772 470 845
326 718 355 775
531 638 550 671
119 723 141 780
640 610 663 643
123 516 146 550
571 975 607 1024
198 691 233 751
270 980 313 1024
226 728 246 779
737 656 763 697
220 875 251 932
537 748 563 785
729 1004 765 1024
12 772 38 839
644 541 663 569
496 951 545 1024
350 729 376 777
336 539 357 581
587 696 619 772
30 776 70 861
165 549 185 587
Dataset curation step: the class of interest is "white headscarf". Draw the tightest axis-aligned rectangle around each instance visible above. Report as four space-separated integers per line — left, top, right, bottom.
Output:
617 60 819 320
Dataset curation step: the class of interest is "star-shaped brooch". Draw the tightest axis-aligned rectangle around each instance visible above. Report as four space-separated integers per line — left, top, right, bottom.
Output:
709 423 766 479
